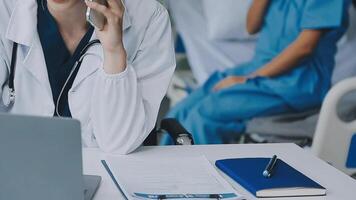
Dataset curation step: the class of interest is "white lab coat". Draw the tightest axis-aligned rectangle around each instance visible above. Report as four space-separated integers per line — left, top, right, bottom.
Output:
0 0 175 154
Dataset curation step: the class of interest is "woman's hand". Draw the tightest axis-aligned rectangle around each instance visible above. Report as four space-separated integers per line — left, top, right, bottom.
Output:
85 0 127 74
213 76 247 91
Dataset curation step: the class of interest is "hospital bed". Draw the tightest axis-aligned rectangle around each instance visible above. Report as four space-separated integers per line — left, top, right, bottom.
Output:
312 77 356 177
244 77 356 178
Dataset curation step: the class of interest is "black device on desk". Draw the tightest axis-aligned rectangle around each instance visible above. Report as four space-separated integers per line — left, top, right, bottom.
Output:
0 114 101 200
216 155 326 198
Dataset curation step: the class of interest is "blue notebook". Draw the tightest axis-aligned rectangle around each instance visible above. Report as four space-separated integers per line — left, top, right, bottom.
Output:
215 158 326 198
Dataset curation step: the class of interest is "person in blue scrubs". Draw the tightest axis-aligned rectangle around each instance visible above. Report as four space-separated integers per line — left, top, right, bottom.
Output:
37 0 94 117
162 0 351 145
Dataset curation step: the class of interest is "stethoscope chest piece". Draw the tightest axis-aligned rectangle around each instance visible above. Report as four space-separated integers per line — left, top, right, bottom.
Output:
2 84 15 108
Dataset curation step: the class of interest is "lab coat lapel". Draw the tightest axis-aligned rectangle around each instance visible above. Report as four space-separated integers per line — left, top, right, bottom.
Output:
5 0 37 46
122 0 132 30
5 0 53 100
23 37 53 99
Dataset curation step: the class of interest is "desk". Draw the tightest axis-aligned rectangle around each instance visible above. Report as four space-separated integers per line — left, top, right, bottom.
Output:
83 144 356 200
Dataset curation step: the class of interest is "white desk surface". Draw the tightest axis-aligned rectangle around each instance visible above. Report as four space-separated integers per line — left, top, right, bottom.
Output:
83 143 356 200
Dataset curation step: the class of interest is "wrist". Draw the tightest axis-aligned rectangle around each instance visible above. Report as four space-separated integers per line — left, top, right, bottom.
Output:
251 67 269 78
103 47 127 74
247 72 259 79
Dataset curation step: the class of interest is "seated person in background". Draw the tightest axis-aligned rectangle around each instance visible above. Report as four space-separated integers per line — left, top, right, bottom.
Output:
161 0 351 145
166 0 256 85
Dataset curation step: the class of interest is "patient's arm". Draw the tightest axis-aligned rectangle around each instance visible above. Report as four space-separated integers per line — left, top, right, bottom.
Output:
246 0 270 34
213 30 323 91
254 30 323 77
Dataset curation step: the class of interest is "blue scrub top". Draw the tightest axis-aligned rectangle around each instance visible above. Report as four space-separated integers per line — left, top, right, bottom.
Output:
37 0 94 117
227 0 351 110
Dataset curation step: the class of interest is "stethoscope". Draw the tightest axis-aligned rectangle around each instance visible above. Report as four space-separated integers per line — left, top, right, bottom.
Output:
2 39 101 117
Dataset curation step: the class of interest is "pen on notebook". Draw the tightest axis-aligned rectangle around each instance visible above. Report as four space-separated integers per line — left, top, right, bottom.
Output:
263 155 278 178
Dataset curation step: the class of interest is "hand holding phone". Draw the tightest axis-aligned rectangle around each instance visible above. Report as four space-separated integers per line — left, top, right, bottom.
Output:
85 0 127 74
86 0 108 30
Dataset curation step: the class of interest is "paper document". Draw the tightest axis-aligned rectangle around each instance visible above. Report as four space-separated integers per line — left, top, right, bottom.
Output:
103 156 243 200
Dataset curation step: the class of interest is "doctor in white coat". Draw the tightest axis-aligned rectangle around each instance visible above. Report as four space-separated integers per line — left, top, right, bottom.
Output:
0 0 175 154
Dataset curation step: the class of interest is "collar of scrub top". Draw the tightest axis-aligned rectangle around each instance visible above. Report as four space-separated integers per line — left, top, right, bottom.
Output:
5 0 131 47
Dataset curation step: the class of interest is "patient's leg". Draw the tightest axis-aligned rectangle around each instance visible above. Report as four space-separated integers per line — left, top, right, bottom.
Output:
179 81 295 144
160 72 227 145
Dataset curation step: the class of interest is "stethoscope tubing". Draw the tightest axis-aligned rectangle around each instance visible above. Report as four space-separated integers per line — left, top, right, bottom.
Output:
4 39 101 117
9 42 18 91
55 39 101 117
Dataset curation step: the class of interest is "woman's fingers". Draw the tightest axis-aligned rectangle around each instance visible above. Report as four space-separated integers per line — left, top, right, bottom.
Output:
85 0 115 22
86 0 126 72
107 0 125 16
213 76 247 91
213 83 222 91
213 79 229 91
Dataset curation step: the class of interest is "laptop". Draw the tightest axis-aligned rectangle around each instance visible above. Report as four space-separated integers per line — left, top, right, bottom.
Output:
0 114 101 200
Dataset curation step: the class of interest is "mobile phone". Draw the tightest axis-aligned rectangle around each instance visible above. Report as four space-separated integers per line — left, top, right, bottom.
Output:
86 0 108 30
